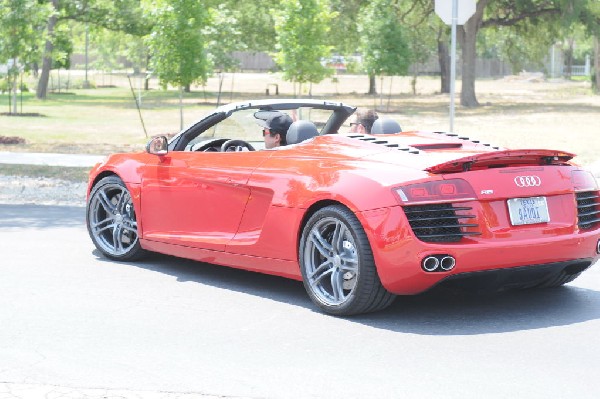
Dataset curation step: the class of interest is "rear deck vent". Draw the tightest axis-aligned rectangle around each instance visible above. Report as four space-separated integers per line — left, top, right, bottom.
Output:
411 143 463 150
576 191 600 230
403 203 480 242
347 134 420 154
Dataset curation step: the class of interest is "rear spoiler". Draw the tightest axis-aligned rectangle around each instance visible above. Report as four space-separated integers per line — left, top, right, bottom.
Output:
426 149 575 174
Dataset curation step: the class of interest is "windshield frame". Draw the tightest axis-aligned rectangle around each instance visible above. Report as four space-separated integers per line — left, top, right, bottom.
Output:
169 99 356 152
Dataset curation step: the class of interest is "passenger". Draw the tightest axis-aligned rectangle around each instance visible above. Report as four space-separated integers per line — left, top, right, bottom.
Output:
349 108 379 134
255 111 294 149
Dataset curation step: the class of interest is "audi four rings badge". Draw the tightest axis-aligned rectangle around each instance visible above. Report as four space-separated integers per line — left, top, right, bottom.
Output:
514 176 541 187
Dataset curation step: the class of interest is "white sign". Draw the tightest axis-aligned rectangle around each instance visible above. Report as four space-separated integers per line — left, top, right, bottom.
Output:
435 0 476 25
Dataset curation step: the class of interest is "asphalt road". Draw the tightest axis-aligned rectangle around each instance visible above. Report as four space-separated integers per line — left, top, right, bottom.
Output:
1 204 599 399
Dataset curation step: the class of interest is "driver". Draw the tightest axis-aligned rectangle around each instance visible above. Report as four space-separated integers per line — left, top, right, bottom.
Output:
254 111 293 149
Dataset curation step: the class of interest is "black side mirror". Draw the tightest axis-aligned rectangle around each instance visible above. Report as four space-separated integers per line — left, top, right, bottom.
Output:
146 136 168 156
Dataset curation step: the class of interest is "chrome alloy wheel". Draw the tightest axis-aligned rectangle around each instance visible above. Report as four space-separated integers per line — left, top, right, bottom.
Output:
88 182 139 257
303 216 359 306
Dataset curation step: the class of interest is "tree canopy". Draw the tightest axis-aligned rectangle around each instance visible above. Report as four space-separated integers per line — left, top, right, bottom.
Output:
358 0 411 78
146 0 210 90
2 0 600 104
272 0 336 89
0 0 51 111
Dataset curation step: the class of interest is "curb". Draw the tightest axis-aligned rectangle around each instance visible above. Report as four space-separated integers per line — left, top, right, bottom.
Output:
0 152 104 168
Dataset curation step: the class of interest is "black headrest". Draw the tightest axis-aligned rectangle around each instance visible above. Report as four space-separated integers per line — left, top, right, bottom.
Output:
371 118 402 134
286 120 319 144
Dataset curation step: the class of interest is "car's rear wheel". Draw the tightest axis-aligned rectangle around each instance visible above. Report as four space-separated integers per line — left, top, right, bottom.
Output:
87 175 146 261
299 205 395 316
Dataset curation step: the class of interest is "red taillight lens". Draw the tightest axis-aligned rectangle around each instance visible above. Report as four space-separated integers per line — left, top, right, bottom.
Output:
410 187 428 198
439 183 456 195
395 179 476 204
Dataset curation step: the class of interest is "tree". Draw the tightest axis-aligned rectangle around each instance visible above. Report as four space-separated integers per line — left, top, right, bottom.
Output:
36 0 59 99
52 23 74 92
456 0 595 106
479 24 556 74
146 0 210 128
595 36 600 93
36 0 150 100
0 0 50 112
577 0 600 92
204 4 245 105
328 0 380 93
328 0 367 54
437 27 451 93
396 1 439 94
272 0 336 96
226 0 280 53
358 0 411 103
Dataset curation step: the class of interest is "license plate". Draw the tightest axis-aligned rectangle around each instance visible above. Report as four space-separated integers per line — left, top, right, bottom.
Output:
507 196 550 226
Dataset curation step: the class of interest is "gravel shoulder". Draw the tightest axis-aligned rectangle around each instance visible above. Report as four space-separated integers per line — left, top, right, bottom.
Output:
0 175 87 207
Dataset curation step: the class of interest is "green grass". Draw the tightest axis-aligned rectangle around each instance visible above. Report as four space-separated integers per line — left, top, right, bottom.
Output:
0 87 217 153
1 72 599 169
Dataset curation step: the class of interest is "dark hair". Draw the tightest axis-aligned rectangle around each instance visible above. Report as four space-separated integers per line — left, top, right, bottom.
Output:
354 108 379 133
269 130 287 146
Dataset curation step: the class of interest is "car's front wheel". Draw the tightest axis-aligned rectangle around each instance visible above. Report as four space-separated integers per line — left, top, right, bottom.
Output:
87 175 146 261
299 205 395 316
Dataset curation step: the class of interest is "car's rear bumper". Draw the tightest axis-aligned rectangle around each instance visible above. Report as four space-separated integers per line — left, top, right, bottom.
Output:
359 206 600 294
434 258 594 292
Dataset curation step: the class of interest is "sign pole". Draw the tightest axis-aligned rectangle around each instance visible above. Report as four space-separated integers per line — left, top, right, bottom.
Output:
435 0 475 133
450 0 458 133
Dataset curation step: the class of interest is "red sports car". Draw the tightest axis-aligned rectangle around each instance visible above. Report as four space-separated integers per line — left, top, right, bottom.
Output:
86 99 600 316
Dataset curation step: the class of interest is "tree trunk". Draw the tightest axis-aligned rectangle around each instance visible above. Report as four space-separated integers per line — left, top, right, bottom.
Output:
438 40 450 94
179 86 184 131
216 72 224 107
36 0 59 100
367 74 377 95
564 38 574 80
458 0 488 107
229 72 235 102
7 74 12 114
458 26 479 107
11 69 17 114
144 54 151 91
594 36 600 94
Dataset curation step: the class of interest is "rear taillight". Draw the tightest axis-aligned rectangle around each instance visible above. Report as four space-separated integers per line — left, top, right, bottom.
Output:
395 179 476 204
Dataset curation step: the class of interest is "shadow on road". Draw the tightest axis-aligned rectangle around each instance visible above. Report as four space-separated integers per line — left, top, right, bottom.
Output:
0 204 85 229
97 249 600 336
8 203 598 336
356 284 600 335
94 250 312 308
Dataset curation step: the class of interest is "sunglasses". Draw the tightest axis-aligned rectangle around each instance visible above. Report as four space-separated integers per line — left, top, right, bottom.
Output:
263 129 279 137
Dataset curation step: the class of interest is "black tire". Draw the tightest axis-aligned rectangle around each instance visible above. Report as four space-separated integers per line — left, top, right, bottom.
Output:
86 175 146 261
299 205 395 316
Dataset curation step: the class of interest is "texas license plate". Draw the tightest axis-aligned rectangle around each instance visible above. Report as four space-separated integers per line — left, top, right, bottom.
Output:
507 196 550 226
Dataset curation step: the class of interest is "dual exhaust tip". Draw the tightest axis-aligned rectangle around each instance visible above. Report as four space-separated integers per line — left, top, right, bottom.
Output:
422 240 600 273
422 255 456 272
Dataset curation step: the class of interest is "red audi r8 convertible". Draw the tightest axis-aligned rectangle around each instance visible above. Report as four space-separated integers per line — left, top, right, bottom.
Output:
86 99 600 316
